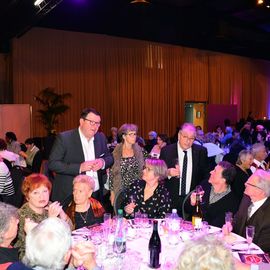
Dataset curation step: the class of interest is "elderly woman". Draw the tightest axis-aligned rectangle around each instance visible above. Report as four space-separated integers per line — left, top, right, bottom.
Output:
231 150 253 200
175 235 234 270
123 158 171 219
150 133 169 158
109 123 145 204
66 175 105 229
14 173 72 259
187 161 239 227
0 202 19 268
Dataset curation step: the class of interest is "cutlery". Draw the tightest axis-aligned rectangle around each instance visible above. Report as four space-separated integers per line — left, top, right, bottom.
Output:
231 247 259 252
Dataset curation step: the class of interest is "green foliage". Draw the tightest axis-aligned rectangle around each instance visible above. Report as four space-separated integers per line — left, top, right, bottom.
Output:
34 87 71 135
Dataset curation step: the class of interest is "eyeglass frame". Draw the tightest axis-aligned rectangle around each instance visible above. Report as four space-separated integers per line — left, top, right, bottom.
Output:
245 182 263 191
125 132 137 137
83 118 101 126
179 132 196 141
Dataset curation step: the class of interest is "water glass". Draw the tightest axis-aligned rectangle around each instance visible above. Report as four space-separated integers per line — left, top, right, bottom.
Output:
103 213 112 240
134 212 142 226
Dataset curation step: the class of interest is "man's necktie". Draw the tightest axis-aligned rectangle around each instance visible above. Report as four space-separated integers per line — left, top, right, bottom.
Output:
247 203 254 219
180 150 187 196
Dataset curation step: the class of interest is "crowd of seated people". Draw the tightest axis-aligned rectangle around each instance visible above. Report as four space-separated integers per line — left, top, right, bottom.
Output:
2 116 270 263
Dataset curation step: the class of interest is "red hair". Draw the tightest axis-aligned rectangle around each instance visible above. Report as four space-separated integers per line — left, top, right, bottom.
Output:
22 173 52 198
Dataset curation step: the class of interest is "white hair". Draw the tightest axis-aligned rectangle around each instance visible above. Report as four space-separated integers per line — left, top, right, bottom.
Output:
175 235 234 270
251 143 265 158
23 217 71 270
254 169 270 197
0 202 18 244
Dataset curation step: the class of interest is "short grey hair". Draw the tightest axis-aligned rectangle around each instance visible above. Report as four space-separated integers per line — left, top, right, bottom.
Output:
251 143 266 158
0 202 18 244
175 235 234 270
73 174 95 191
236 150 253 166
254 170 270 197
118 123 138 142
145 158 168 181
23 217 72 270
179 123 196 134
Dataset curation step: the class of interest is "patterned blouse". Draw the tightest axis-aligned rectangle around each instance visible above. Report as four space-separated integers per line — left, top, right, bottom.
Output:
123 179 171 219
15 203 48 259
110 156 140 190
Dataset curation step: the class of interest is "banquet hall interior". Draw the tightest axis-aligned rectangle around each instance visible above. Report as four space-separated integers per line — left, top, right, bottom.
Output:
1 1 270 269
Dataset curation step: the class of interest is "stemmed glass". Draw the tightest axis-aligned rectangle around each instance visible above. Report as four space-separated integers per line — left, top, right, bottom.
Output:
195 185 204 201
246 225 255 253
174 158 180 178
225 212 233 234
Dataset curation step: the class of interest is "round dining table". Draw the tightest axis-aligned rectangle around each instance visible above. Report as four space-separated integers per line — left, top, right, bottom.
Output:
71 219 265 270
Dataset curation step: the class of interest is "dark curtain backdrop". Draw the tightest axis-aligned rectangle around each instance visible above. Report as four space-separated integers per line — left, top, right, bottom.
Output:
9 28 270 138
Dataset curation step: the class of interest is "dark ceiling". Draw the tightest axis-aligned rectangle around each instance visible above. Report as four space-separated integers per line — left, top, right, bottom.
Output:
1 0 270 60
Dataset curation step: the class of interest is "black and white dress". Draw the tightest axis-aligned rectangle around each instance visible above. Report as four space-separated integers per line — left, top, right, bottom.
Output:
0 161 15 196
123 179 171 219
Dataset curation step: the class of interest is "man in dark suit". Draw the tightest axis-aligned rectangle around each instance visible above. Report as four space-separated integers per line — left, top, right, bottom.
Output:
233 169 270 253
48 108 114 204
160 123 210 216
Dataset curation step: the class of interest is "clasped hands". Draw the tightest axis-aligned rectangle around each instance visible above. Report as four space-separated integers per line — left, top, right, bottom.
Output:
80 159 104 173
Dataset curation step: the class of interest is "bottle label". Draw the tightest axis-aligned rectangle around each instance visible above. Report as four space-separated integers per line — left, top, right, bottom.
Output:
192 216 202 229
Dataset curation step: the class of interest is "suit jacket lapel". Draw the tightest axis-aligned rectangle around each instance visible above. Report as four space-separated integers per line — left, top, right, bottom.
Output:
74 129 85 161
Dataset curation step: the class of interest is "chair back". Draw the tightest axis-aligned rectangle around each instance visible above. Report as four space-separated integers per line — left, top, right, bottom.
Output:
113 188 126 215
182 189 195 220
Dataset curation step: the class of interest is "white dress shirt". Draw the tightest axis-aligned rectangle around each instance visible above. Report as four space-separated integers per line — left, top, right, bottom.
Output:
78 128 100 191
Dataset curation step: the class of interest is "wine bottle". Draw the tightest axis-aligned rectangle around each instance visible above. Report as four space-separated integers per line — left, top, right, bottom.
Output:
148 220 161 269
192 193 203 230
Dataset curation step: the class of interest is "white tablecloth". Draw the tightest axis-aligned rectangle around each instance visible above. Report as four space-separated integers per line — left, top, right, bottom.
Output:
72 222 264 270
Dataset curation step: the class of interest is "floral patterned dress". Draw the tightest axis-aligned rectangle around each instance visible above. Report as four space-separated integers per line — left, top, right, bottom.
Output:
123 179 171 219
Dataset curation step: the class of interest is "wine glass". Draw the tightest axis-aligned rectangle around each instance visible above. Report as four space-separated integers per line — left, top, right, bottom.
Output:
174 158 180 178
246 225 255 253
225 212 233 234
195 185 204 201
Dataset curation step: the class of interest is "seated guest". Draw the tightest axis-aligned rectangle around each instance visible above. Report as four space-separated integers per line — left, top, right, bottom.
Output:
14 174 72 259
175 235 234 270
231 150 253 200
0 202 19 269
10 217 99 270
123 158 171 219
186 161 239 227
150 133 169 158
66 175 105 230
233 169 270 253
19 138 42 173
0 160 15 205
250 143 268 173
0 139 20 167
145 131 157 153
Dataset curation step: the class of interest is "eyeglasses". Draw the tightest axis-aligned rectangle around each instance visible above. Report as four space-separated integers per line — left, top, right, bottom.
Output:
245 182 263 190
83 118 101 126
179 132 195 141
144 166 153 172
126 132 137 137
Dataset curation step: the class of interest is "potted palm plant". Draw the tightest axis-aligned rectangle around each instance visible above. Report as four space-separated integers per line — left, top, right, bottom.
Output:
34 87 71 135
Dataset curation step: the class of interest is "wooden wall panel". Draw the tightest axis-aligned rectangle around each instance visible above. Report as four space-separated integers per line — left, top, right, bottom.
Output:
11 28 270 138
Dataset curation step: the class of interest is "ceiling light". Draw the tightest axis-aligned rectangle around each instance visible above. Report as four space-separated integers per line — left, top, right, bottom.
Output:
130 0 150 4
34 0 45 6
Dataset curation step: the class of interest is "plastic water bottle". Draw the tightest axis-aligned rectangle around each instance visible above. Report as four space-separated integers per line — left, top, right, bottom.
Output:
168 209 180 245
113 209 126 253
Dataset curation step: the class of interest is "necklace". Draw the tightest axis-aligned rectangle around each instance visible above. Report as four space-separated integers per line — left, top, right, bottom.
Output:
79 208 89 224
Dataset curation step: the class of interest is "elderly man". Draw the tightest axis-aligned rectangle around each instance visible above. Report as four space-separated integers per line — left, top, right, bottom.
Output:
160 123 210 216
9 217 99 270
49 108 114 204
250 143 268 173
0 202 19 269
233 169 270 253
